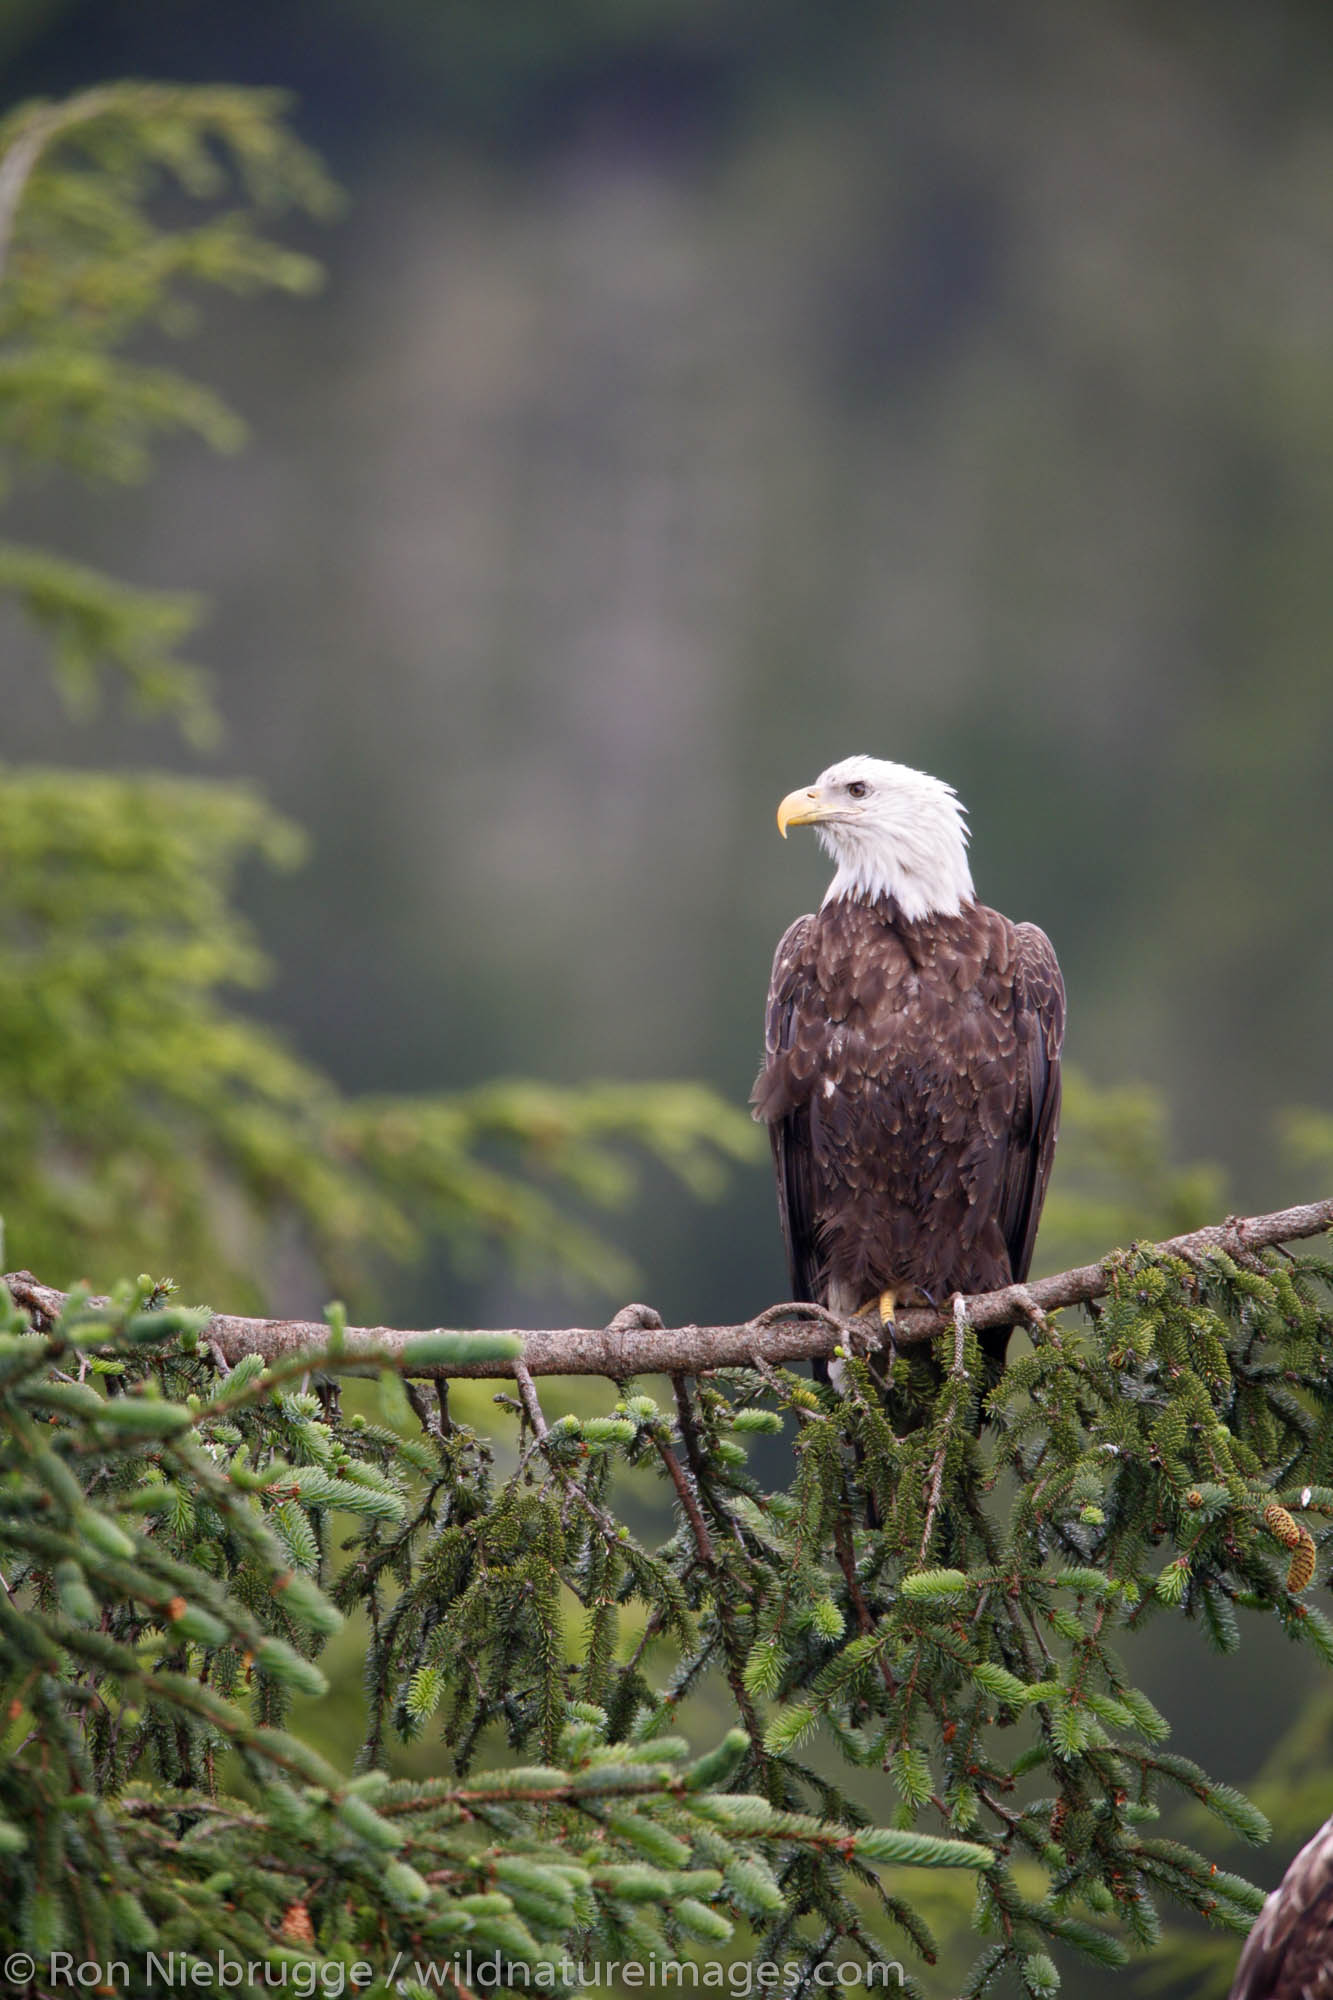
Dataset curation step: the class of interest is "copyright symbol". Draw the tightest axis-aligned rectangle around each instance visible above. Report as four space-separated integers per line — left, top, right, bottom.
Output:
3 1954 35 1984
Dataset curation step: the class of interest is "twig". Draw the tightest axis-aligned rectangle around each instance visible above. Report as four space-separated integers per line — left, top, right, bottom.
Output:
917 1297 972 1567
404 1379 447 1443
1007 1284 1055 1345
510 1361 629 1556
746 1351 827 1420
512 1361 548 1439
4 1197 1330 1381
831 1506 898 1702
0 88 121 284
651 1431 715 1570
665 1378 771 1772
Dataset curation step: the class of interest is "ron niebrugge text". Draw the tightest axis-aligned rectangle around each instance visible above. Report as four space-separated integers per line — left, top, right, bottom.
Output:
19 1949 907 1994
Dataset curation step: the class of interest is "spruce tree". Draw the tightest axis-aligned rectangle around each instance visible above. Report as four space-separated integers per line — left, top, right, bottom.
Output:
3 1213 1332 1996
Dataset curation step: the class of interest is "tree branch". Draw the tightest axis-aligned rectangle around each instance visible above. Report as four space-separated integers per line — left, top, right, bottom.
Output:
0 87 121 284
918 1296 972 1566
5 1197 1330 1381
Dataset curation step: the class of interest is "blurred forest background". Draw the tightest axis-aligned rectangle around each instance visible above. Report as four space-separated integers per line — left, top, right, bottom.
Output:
3 4 1333 1992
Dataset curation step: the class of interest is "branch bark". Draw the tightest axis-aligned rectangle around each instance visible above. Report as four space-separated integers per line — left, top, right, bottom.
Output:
5 1198 1329 1381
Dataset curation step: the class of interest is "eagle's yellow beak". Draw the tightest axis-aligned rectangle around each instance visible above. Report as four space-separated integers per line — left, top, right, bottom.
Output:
776 786 830 838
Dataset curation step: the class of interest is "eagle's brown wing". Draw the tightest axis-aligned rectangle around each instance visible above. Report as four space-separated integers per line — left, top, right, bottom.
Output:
1229 1815 1333 1999
754 908 1066 1322
753 914 826 1305
997 921 1065 1290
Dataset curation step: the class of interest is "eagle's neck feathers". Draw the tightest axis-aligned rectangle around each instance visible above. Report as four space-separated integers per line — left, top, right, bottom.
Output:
819 779 975 923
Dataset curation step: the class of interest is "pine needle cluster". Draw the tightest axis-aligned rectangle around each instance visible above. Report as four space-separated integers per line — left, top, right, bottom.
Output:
0 82 336 736
2 1238 1331 1995
0 1275 988 2000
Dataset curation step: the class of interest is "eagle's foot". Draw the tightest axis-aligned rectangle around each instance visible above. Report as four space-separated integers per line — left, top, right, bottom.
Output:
878 1291 900 1370
846 1291 899 1366
840 1302 881 1360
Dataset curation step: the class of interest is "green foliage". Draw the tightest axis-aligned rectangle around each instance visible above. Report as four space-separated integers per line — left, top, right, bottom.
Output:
7 1226 1327 1992
326 1232 1325 1992
0 81 759 1305
1283 1107 1333 1188
0 82 337 735
0 762 756 1305
0 1276 953 1996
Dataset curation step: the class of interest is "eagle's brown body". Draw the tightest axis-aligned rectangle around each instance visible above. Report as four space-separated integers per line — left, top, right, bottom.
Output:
1229 1815 1333 1999
753 893 1064 1354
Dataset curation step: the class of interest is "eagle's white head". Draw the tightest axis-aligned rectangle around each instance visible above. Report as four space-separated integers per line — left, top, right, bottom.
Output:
776 755 975 921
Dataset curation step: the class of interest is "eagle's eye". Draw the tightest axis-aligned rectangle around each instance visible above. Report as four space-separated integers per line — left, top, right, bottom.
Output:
846 780 869 800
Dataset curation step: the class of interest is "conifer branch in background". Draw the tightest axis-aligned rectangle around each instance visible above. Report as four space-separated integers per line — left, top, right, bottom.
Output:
0 82 337 732
0 76 760 1311
8 1197 1326 1378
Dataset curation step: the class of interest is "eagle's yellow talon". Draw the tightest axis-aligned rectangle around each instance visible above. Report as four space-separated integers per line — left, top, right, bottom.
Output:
878 1289 898 1328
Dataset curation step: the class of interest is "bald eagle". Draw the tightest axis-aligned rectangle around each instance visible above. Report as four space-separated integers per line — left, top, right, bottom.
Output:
751 756 1065 1369
1228 1813 1333 1998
